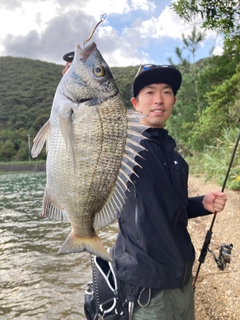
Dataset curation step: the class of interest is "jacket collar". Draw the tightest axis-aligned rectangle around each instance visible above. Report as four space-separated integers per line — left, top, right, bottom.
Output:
143 128 176 149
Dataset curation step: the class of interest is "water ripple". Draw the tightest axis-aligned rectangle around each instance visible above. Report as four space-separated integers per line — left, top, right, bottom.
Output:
0 172 118 319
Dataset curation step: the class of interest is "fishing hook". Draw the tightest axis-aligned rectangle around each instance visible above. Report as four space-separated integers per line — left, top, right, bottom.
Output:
83 13 107 47
193 132 240 290
83 0 117 46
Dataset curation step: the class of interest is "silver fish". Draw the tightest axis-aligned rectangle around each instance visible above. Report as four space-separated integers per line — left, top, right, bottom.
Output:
31 42 147 261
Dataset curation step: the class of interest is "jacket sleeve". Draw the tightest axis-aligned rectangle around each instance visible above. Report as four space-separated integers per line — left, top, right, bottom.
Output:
187 196 213 219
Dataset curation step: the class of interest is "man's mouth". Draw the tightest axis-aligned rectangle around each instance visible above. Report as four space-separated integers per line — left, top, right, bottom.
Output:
151 108 165 114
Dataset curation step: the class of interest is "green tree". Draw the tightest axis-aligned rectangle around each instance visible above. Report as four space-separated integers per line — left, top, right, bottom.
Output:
167 27 206 150
0 140 16 160
182 26 206 113
172 0 240 36
14 142 30 161
190 63 240 150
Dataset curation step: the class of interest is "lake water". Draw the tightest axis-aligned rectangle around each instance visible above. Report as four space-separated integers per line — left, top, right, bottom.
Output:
0 172 118 320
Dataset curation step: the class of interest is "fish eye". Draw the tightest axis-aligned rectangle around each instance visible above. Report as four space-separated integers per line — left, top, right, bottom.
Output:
93 66 105 77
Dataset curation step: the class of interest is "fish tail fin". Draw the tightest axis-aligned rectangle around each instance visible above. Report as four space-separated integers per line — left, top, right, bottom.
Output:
58 231 112 262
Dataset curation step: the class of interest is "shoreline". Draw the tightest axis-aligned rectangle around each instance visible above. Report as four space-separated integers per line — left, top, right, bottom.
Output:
0 162 46 173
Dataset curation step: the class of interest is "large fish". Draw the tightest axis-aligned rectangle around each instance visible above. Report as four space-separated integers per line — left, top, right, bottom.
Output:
31 42 147 262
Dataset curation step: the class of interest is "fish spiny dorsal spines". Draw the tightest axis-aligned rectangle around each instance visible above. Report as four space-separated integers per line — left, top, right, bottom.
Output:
116 175 130 192
122 152 142 168
111 194 122 212
124 145 145 160
115 183 127 202
125 138 146 154
119 167 137 182
93 110 149 229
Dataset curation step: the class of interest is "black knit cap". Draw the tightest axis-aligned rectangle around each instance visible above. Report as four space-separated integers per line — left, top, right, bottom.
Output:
63 51 75 62
132 65 182 97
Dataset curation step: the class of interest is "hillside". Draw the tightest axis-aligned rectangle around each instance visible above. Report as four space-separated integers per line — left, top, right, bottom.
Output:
0 56 138 130
0 56 63 131
1 51 239 170
0 56 138 161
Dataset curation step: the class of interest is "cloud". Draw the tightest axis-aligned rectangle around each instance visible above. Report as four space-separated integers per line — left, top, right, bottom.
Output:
2 10 98 63
0 0 23 10
0 0 223 67
0 0 86 10
0 0 153 66
131 0 156 11
131 6 216 42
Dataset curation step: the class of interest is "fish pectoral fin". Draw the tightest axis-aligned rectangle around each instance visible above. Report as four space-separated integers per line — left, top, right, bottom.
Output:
59 114 76 167
58 231 112 262
31 119 51 158
42 188 69 222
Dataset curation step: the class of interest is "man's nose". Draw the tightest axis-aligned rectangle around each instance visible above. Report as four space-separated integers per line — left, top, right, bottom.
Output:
154 92 163 104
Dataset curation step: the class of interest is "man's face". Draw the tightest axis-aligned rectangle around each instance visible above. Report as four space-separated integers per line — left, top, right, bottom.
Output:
62 62 71 76
131 83 176 128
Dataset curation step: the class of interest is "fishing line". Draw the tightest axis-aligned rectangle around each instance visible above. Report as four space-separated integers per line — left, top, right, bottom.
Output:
104 0 117 15
83 0 117 46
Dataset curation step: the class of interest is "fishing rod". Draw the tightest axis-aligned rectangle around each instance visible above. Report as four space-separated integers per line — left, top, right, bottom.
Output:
193 132 240 290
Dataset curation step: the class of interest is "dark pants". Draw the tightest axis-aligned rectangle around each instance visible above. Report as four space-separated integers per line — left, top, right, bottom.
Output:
132 277 194 320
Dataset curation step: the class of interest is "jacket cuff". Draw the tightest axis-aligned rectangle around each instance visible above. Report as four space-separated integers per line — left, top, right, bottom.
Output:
187 195 213 219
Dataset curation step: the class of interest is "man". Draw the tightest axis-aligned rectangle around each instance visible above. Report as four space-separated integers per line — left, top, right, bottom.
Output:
110 64 227 320
62 53 227 319
62 51 74 75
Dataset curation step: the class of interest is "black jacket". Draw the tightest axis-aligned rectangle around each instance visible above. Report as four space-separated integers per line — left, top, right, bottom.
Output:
112 128 211 290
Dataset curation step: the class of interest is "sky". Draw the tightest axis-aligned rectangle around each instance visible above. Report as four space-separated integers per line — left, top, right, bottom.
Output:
0 0 224 68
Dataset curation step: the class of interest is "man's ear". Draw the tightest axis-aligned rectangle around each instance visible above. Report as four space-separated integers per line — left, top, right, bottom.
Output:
131 97 138 111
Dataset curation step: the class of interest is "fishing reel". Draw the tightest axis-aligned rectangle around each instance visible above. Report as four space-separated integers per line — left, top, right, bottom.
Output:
208 243 233 270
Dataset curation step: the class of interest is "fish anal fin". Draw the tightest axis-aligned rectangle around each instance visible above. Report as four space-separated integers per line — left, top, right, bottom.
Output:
58 231 112 262
42 188 69 222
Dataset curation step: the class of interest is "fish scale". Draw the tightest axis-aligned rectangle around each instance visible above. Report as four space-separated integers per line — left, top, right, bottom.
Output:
31 41 148 261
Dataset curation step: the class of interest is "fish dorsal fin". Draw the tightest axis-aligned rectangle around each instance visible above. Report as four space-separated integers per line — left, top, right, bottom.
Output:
94 110 148 228
42 187 70 222
31 119 51 158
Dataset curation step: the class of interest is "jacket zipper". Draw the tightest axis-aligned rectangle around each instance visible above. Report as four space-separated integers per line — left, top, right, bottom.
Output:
161 142 174 186
133 181 139 241
163 138 189 286
174 210 189 286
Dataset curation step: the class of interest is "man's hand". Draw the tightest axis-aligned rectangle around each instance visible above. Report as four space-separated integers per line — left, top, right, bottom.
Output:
202 191 227 213
62 62 71 75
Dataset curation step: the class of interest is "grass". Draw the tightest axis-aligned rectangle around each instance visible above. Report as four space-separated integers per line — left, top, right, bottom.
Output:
187 128 240 191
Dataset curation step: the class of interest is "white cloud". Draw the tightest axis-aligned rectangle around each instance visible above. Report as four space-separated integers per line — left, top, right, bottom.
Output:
131 0 156 11
0 0 223 66
129 7 211 41
0 1 59 38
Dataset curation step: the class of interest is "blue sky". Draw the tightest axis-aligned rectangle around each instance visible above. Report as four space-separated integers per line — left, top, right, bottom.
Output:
0 0 223 68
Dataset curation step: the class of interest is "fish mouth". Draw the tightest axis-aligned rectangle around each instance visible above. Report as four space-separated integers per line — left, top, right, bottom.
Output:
77 98 91 103
63 92 91 104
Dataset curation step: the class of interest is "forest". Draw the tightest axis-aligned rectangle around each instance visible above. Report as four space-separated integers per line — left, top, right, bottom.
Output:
0 0 240 190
